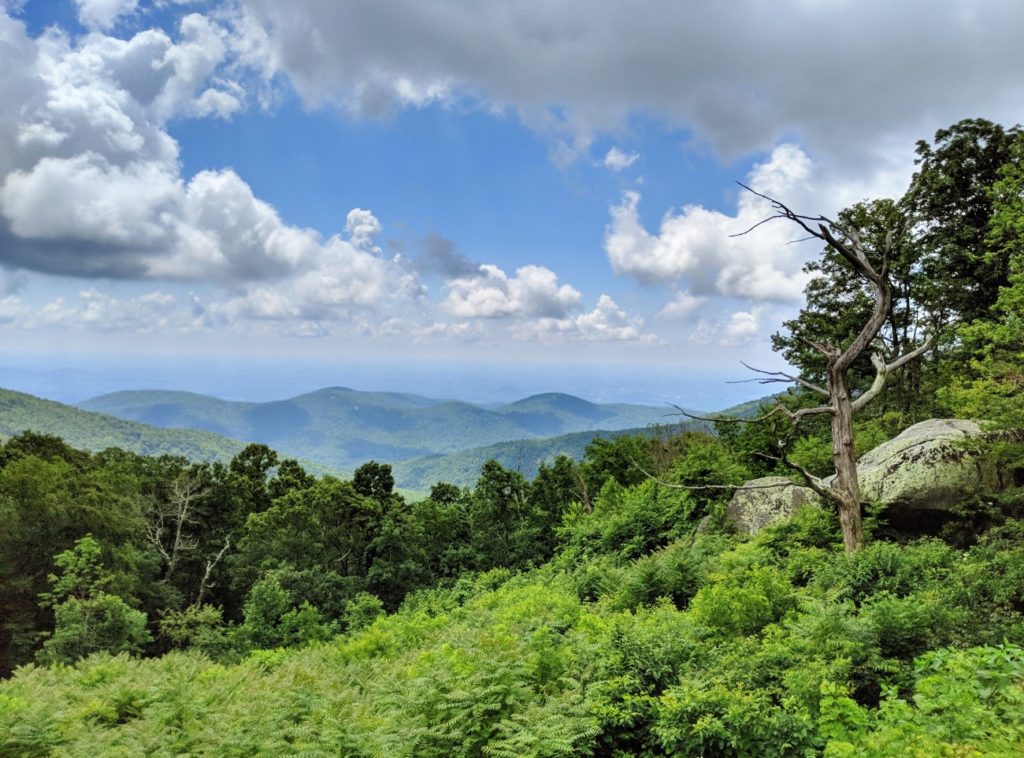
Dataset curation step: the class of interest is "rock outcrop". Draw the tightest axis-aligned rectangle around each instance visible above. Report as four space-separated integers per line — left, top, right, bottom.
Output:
852 418 1007 512
727 419 1012 535
725 476 820 535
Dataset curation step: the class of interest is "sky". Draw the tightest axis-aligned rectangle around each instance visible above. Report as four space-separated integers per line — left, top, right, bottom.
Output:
0 0 1021 406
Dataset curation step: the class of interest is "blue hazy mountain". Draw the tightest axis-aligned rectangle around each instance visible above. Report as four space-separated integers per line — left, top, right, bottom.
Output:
78 387 677 471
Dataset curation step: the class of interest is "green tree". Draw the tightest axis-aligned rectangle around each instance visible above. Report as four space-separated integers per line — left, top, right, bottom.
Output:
941 139 1024 429
353 460 395 504
907 118 1023 325
158 604 231 658
36 536 151 665
229 443 278 514
469 460 534 570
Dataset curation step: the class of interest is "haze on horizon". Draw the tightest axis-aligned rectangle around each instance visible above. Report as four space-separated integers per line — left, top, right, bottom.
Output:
0 0 1021 403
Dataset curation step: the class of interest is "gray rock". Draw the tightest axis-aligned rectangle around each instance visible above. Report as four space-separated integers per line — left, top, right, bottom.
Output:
852 418 1007 511
726 476 821 535
726 418 1013 535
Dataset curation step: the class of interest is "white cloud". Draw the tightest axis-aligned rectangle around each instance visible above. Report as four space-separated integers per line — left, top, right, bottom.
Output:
0 11 420 333
444 263 581 319
1 152 180 247
603 146 639 171
659 291 706 320
0 294 24 323
523 294 655 343
74 0 138 30
691 305 770 346
207 220 421 330
345 208 383 254
21 287 201 332
233 0 1024 180
0 11 252 276
194 86 243 119
604 144 816 301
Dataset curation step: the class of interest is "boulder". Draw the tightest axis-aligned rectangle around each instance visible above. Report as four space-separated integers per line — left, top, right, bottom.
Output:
726 476 821 535
851 418 1008 512
726 418 1016 535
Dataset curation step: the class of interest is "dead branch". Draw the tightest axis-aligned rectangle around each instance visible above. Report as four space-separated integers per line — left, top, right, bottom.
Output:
734 361 830 398
851 336 935 413
754 452 842 506
196 534 231 606
797 335 838 358
628 454 805 493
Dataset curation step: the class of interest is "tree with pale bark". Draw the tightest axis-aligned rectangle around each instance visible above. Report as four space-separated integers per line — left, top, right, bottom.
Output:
694 186 933 552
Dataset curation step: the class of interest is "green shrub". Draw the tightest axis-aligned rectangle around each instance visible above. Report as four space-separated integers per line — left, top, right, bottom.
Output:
689 566 795 638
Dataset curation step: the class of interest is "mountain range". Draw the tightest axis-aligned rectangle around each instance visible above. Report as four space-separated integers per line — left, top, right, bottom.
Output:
77 387 678 472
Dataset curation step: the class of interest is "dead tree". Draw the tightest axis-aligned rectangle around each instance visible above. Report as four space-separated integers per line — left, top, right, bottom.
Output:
142 470 206 581
196 535 231 606
718 185 932 552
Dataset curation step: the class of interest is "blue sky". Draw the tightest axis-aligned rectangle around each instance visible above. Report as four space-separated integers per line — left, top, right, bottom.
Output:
0 0 1021 406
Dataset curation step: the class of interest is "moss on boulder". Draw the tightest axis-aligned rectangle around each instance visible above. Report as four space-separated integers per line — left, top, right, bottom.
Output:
726 476 821 535
727 419 1014 535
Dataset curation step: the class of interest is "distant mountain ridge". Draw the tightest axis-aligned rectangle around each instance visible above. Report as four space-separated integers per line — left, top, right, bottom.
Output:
0 387 247 462
79 387 676 471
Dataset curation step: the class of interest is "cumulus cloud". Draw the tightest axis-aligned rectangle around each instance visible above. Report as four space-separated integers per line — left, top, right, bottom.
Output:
602 147 639 172
0 11 237 275
605 144 817 301
444 263 581 319
232 0 1024 177
345 208 383 253
0 10 419 332
206 214 422 331
74 0 138 30
659 291 706 320
691 305 770 346
523 294 655 343
20 287 201 332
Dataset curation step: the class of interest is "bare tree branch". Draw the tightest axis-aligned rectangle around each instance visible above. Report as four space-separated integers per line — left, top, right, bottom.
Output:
755 452 842 506
142 470 206 581
628 454 805 492
797 335 838 358
735 361 829 398
196 535 231 606
851 336 935 412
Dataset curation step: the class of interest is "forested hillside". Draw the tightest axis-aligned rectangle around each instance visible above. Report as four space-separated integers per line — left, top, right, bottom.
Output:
2 117 1024 755
0 388 246 462
79 388 673 472
391 423 710 491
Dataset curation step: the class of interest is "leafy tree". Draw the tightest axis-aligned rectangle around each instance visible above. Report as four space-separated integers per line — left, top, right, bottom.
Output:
238 572 333 649
669 432 751 518
529 455 581 556
233 477 382 615
0 431 90 469
37 594 151 665
580 434 653 493
229 443 278 514
469 460 534 570
353 460 396 503
941 138 1024 430
343 591 385 632
268 458 314 499
158 604 231 657
0 444 149 673
36 537 151 664
907 118 1024 325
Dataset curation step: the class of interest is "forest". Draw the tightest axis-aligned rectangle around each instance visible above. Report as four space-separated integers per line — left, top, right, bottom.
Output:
1 117 1023 756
